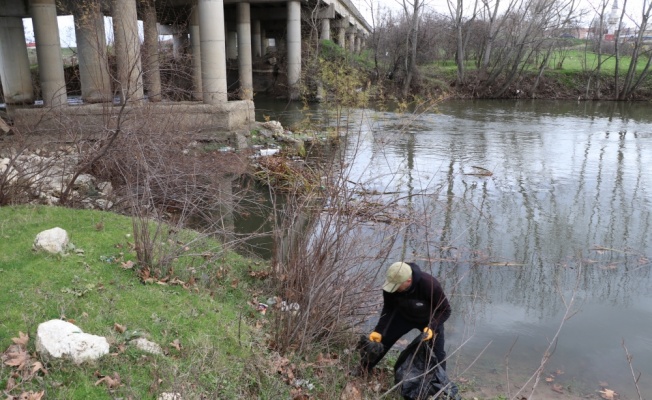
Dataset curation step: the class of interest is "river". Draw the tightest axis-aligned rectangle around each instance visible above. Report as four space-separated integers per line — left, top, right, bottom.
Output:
253 98 652 399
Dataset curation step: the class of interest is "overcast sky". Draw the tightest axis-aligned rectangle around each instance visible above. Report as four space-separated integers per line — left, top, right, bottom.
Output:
22 0 648 47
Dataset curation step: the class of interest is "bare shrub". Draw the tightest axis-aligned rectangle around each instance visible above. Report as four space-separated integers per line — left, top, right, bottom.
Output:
85 111 251 280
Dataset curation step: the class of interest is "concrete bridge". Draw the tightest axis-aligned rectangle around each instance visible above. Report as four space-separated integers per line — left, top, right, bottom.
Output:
0 0 370 132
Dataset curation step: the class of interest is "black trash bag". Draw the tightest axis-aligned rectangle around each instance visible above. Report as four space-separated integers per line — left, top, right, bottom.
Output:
357 334 385 367
394 335 461 400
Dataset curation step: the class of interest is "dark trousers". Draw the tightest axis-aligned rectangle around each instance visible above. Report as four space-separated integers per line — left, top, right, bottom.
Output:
364 312 447 371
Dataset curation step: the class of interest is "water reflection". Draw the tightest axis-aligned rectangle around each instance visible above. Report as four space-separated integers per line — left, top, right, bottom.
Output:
253 98 652 397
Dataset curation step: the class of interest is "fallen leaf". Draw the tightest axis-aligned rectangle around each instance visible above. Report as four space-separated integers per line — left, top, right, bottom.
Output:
114 323 126 333
231 279 239 288
95 372 121 389
340 381 362 400
6 375 17 391
316 353 338 366
4 349 30 370
555 369 565 375
31 361 48 375
12 332 29 347
121 260 135 269
545 376 555 383
17 391 45 400
551 384 564 394
170 339 182 351
599 389 617 400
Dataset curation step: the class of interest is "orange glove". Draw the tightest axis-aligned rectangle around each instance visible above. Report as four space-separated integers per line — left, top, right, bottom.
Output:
422 327 434 341
369 332 382 343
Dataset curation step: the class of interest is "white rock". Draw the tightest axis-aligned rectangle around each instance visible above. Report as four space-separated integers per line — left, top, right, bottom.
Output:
131 338 163 355
158 393 183 400
97 181 113 196
74 174 95 190
262 120 284 134
95 199 113 210
260 148 279 156
36 320 110 364
33 227 69 254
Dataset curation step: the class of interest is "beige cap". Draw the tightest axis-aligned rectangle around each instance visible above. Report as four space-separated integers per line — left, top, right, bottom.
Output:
382 262 412 293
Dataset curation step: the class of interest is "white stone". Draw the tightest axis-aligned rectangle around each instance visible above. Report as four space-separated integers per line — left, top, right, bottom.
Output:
97 181 113 196
260 148 279 156
36 320 110 364
33 227 69 254
262 120 284 134
158 393 183 400
131 338 163 355
74 174 95 190
95 199 114 210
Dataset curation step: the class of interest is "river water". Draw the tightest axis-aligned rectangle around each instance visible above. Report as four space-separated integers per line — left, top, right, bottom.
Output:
254 98 652 398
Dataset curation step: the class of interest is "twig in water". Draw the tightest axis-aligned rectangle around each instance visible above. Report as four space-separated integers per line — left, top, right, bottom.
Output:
622 338 643 400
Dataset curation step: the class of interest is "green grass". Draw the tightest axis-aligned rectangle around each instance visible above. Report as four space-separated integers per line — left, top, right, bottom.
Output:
0 205 283 399
425 46 651 76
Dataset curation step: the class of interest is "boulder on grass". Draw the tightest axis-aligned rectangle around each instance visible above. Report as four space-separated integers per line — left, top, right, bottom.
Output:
36 320 109 364
33 227 69 254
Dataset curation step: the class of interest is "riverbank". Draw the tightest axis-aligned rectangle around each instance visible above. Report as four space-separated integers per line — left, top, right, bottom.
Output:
0 205 606 400
403 67 652 101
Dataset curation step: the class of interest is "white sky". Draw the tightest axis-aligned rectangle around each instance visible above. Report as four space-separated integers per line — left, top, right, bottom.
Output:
21 0 649 47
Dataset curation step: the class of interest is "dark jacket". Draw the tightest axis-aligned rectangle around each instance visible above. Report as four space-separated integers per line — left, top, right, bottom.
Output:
374 263 451 334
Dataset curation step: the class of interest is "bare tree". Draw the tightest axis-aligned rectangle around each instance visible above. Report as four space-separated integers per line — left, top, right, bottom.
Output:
447 0 479 84
618 0 652 99
585 0 610 99
402 0 424 96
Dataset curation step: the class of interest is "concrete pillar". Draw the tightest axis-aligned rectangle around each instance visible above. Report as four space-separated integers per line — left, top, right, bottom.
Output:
355 35 360 53
338 26 345 48
226 30 237 60
190 4 203 101
237 3 253 100
0 17 34 104
348 31 355 52
73 2 111 103
198 0 228 104
112 0 144 104
320 18 330 40
261 29 267 55
31 0 67 107
142 0 161 102
173 31 188 60
252 19 261 59
287 0 301 100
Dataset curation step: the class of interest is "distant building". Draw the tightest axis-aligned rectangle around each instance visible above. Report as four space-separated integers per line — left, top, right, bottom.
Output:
607 0 620 35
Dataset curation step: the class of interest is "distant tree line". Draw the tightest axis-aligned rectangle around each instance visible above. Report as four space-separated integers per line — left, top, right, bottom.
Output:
363 0 652 99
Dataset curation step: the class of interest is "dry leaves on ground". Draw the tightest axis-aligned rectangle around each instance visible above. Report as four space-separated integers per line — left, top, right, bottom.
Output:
95 372 121 389
599 388 617 400
7 391 45 400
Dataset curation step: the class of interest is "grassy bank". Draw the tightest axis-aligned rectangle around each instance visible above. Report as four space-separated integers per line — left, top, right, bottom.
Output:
0 205 289 399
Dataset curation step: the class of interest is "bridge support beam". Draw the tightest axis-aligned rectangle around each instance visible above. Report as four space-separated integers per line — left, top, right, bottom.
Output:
237 2 253 100
142 0 162 102
31 0 67 107
0 17 34 104
287 0 301 100
320 18 330 40
112 0 143 104
337 24 346 48
73 3 111 104
198 0 228 104
252 19 261 59
347 29 355 52
173 30 189 60
190 4 203 101
226 30 237 60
